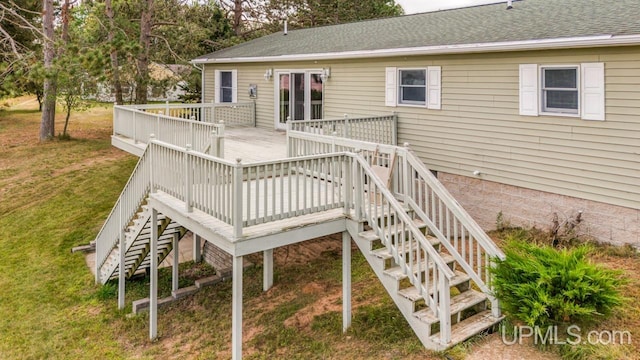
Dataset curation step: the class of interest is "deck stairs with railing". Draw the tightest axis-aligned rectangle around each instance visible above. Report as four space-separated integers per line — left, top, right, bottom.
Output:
99 204 187 282
96 103 505 353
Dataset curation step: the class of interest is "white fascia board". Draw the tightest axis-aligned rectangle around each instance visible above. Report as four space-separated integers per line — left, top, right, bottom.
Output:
191 34 640 64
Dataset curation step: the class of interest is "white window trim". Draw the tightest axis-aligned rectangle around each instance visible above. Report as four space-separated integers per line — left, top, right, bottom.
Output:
214 69 237 104
398 68 427 106
386 66 441 109
539 64 580 118
519 62 605 121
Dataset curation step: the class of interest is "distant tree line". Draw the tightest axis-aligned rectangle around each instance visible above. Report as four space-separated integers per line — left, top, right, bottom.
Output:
0 0 403 141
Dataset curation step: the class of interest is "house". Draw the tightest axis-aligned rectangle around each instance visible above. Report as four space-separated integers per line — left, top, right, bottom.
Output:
97 1 639 358
90 63 191 102
191 0 640 247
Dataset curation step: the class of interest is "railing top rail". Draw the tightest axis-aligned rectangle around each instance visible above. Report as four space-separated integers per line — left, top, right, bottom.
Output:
115 106 222 127
353 153 455 280
289 130 399 154
289 114 397 124
149 139 350 167
116 102 254 111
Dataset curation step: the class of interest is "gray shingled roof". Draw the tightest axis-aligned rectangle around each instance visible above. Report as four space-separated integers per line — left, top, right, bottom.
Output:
195 0 640 61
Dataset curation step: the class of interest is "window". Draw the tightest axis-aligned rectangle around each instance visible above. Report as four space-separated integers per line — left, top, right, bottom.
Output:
214 69 237 103
385 66 441 109
399 69 426 105
220 71 233 103
519 63 605 121
541 67 578 115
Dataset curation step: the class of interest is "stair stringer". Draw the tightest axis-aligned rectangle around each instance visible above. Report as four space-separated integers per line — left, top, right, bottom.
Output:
99 201 186 283
346 219 449 352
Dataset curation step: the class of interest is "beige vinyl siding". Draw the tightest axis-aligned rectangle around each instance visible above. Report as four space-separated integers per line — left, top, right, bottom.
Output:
203 46 640 209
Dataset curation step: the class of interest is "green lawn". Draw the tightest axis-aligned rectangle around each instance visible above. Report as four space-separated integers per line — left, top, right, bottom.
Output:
2 97 635 360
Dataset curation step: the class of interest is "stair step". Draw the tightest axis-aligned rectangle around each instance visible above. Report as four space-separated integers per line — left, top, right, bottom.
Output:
359 219 427 241
414 289 487 325
397 271 471 301
430 310 503 345
371 235 440 260
383 253 455 280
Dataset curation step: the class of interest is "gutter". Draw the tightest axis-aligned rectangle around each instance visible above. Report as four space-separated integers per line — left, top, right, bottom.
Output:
190 63 205 103
190 34 640 64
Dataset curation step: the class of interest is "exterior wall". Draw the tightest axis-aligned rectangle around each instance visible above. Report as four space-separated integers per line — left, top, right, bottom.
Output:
202 45 640 245
439 172 640 247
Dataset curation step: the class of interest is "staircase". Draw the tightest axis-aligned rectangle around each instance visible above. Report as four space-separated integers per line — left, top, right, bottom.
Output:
99 204 187 282
345 152 504 350
349 215 502 350
94 146 190 285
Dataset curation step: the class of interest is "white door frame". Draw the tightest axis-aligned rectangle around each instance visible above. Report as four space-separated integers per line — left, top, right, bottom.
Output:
274 69 324 130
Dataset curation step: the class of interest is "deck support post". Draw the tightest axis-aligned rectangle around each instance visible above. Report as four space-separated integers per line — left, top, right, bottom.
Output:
150 208 159 340
193 234 201 262
342 231 352 332
172 233 179 293
118 206 126 309
232 255 244 360
263 249 273 292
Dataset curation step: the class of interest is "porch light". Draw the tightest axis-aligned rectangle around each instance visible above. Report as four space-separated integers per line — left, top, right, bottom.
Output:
264 68 273 81
320 68 331 83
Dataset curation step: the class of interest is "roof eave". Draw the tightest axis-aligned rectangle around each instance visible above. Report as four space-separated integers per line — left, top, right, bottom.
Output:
190 34 640 64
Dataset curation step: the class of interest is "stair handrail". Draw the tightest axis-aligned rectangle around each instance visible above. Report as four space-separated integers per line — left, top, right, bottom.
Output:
351 153 454 344
94 147 151 283
402 149 504 318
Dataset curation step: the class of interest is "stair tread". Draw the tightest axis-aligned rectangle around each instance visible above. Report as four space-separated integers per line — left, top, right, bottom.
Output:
371 236 440 259
383 253 455 280
430 310 503 345
397 271 470 301
358 219 427 241
414 289 487 324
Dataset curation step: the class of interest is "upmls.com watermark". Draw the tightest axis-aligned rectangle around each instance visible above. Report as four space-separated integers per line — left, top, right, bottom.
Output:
501 324 632 346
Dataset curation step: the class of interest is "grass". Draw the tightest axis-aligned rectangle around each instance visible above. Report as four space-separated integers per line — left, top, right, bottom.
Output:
1 96 637 359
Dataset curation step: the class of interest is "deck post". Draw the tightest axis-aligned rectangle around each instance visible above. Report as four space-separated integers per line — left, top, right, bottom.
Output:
132 111 137 144
165 100 169 116
149 134 155 193
232 255 243 360
391 112 398 145
353 150 362 220
185 144 193 213
343 155 352 215
286 120 291 157
438 271 451 345
403 143 411 203
193 234 201 262
118 204 126 310
233 159 243 239
172 233 179 293
150 208 159 340
344 114 350 139
342 231 352 332
263 249 273 292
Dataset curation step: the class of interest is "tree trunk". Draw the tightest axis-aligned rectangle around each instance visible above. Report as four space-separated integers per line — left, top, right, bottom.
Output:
105 0 123 105
135 0 153 104
233 0 243 37
40 0 56 141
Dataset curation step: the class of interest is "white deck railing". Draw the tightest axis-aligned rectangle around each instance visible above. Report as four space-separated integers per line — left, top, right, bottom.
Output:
287 114 397 146
95 149 151 279
122 102 256 126
149 141 347 236
113 105 224 154
351 153 455 344
287 129 505 317
96 137 457 342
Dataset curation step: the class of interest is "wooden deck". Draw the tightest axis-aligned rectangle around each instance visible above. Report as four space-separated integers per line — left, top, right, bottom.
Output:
112 126 288 163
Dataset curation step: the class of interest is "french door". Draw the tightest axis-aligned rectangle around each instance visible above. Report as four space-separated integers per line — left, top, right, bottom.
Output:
275 71 323 129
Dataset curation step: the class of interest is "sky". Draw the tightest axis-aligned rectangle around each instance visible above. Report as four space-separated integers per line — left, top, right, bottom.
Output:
395 0 503 14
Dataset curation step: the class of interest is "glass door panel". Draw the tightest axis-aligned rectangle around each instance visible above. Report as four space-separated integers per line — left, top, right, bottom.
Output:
310 73 323 120
278 73 290 126
292 73 305 121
